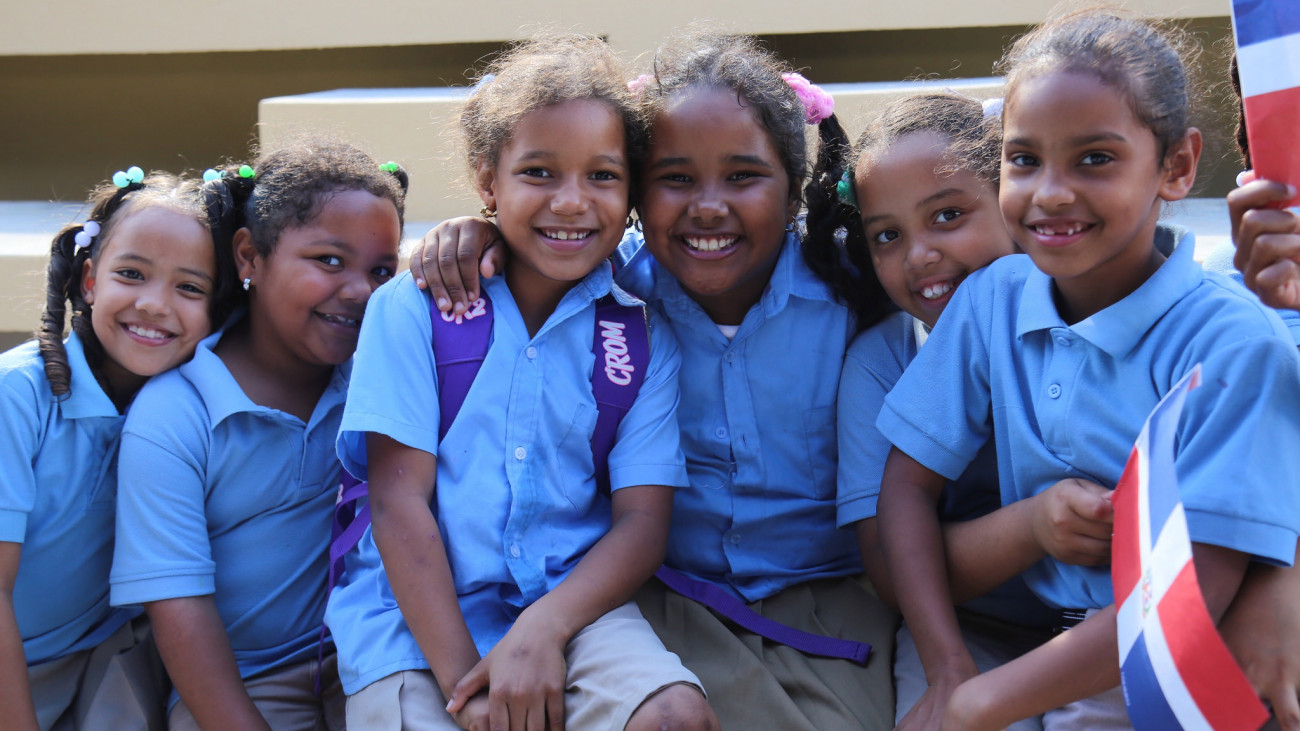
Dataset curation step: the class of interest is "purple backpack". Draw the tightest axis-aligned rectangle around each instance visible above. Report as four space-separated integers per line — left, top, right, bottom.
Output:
328 291 650 589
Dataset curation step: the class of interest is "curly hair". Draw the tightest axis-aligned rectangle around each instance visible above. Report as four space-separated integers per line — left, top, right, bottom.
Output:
459 34 645 190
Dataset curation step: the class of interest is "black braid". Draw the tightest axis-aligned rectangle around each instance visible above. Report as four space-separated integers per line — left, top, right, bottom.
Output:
801 113 894 332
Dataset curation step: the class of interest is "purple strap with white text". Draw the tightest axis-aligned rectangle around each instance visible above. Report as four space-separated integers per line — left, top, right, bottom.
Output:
328 290 648 589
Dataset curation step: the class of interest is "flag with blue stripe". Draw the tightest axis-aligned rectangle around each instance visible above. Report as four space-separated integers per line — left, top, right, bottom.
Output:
1231 0 1300 204
1111 365 1268 731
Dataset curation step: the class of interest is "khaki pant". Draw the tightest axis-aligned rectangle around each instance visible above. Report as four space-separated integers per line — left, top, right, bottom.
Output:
347 603 701 731
29 616 169 731
168 651 345 731
635 575 898 731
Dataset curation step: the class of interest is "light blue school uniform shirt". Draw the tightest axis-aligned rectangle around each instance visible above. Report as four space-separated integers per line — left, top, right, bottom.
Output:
111 325 346 680
0 334 134 665
327 268 687 694
838 312 1060 628
878 226 1300 610
1202 237 1300 343
615 230 861 603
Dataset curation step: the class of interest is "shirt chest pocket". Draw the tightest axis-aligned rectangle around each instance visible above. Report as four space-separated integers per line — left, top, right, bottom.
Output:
554 402 599 503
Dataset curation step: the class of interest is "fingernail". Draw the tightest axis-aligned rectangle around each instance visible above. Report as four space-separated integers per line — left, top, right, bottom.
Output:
468 291 478 301
436 297 449 310
1288 184 1297 197
453 302 465 314
445 700 454 711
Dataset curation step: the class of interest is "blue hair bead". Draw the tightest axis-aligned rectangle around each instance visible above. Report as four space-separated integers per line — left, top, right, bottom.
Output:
836 172 856 208
112 171 130 188
202 168 222 182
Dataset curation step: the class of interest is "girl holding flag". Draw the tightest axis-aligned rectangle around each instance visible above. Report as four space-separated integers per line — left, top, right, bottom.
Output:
875 9 1300 729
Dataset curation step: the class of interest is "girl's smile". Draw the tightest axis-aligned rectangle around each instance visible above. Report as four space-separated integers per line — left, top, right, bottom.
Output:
640 87 798 325
478 98 630 318
240 189 400 370
81 206 216 397
855 131 1013 328
1000 70 1200 322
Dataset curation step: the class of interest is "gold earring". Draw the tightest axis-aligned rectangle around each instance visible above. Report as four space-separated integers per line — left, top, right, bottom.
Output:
480 206 497 219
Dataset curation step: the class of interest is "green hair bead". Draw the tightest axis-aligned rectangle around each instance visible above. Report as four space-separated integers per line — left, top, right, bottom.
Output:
379 161 400 173
836 172 856 208
238 164 255 179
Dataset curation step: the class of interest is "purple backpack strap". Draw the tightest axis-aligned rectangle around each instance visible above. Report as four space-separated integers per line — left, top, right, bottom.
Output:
590 295 649 494
654 566 872 664
430 294 495 440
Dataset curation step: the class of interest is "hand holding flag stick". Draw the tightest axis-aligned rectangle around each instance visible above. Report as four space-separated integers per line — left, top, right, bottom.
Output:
1112 365 1269 731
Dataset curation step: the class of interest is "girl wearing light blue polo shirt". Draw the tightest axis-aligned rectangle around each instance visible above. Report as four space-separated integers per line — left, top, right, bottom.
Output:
0 168 237 730
327 36 714 731
876 12 1300 729
110 140 405 731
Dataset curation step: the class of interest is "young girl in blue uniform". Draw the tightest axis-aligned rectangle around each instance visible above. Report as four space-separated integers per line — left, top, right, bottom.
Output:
0 168 236 730
409 27 898 731
110 140 405 730
875 11 1300 729
326 35 715 731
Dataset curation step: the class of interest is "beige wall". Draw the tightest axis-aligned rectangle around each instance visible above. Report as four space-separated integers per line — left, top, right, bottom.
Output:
3 0 1224 57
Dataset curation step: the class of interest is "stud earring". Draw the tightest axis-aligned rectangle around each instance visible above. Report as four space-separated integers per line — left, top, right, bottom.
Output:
480 206 497 219
242 278 251 292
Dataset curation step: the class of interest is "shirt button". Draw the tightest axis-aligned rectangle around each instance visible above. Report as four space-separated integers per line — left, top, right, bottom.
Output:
724 351 736 363
514 446 527 460
715 427 728 439
1048 383 1062 399
1055 336 1070 346
525 346 538 359
509 543 521 558
729 534 741 545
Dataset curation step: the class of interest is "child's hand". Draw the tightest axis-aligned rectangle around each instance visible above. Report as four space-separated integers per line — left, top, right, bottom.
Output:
449 690 492 731
445 615 567 731
899 662 979 731
1228 179 1300 310
1030 478 1113 566
408 216 507 315
1221 563 1300 729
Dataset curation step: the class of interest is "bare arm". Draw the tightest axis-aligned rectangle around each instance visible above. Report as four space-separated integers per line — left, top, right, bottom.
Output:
447 484 674 731
1222 544 1300 729
408 217 507 314
365 433 481 698
944 542 1250 731
0 542 38 731
878 447 979 730
147 596 270 731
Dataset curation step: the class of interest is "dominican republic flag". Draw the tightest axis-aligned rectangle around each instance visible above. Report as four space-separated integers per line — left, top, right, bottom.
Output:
1112 365 1268 731
1231 0 1300 206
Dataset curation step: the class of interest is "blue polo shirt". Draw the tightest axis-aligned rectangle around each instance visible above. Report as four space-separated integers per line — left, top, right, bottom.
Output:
0 334 134 665
111 325 346 680
328 267 687 694
838 312 1060 628
615 230 862 603
878 226 1300 610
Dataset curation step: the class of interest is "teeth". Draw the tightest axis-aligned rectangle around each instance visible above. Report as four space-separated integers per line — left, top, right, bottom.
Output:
1034 224 1085 236
684 236 737 252
543 229 592 241
921 283 954 300
321 313 360 328
127 324 169 340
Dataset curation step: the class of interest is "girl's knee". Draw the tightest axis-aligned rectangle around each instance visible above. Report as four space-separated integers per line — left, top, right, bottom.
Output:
625 683 718 731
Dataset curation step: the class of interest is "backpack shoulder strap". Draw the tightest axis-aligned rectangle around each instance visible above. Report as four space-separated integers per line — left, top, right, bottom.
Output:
430 293 494 441
590 295 650 494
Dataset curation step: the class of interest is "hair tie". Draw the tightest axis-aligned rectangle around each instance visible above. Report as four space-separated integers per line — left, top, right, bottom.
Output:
628 74 655 97
73 220 101 254
112 166 145 188
782 72 834 125
836 171 856 208
982 97 1004 118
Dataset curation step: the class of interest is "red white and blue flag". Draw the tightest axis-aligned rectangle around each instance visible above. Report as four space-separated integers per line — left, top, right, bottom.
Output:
1231 0 1300 206
1112 365 1267 731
